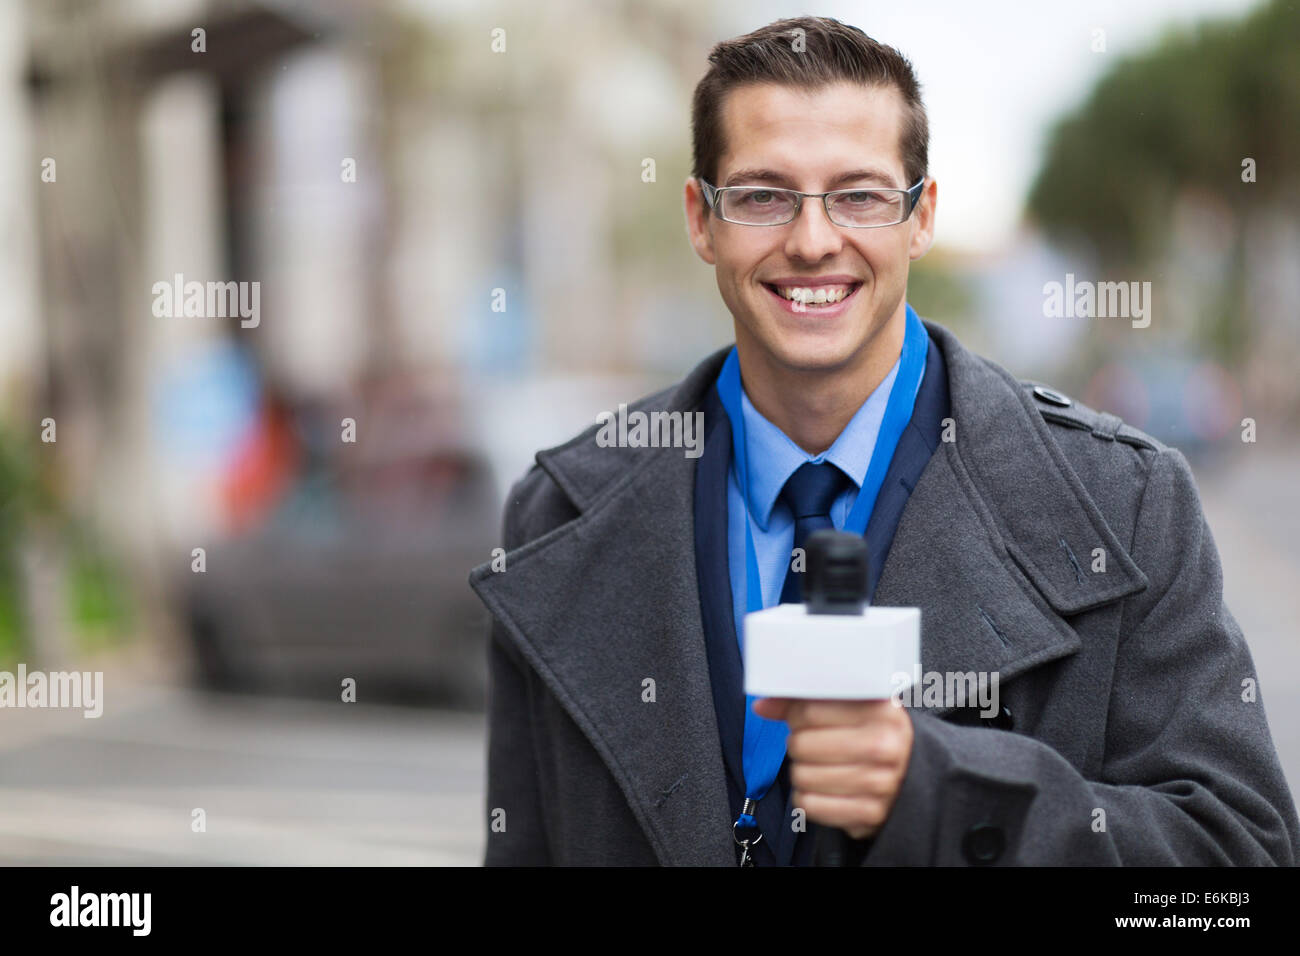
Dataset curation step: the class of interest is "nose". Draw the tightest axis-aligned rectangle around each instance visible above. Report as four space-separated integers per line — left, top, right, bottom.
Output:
784 195 844 262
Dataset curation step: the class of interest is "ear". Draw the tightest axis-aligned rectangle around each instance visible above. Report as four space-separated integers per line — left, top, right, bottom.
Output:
908 178 938 261
684 177 717 266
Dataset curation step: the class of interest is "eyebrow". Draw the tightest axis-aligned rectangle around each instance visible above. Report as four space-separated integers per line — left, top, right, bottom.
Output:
721 167 901 189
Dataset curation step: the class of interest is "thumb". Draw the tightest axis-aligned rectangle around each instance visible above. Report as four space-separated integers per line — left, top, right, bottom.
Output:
752 697 790 721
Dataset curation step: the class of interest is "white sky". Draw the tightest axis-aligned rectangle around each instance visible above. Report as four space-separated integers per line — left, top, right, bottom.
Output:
727 0 1262 252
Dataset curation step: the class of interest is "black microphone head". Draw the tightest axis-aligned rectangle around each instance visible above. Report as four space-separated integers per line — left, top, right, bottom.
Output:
804 529 869 615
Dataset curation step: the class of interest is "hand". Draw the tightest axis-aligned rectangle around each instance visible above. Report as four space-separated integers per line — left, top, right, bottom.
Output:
752 697 913 840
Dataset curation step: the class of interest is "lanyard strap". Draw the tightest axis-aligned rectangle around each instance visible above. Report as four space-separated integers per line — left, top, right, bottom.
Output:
715 305 929 830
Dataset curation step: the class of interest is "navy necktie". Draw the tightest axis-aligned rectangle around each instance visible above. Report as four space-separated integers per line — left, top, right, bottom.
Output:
778 461 851 604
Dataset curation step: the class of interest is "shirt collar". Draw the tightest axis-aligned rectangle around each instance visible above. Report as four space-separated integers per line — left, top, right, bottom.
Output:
740 354 902 531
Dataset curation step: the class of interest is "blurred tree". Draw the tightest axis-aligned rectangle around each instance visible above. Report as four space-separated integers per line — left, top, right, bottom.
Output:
908 252 978 336
1026 0 1300 364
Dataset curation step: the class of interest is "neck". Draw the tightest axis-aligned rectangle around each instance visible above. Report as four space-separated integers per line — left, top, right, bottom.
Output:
736 307 908 455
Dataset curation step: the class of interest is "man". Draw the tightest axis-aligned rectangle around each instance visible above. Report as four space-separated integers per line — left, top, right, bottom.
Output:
468 16 1299 866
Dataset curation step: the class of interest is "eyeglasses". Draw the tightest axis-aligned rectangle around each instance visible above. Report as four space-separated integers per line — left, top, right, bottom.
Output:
698 176 925 228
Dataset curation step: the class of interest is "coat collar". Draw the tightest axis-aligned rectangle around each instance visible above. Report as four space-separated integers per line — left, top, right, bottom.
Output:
469 319 1148 866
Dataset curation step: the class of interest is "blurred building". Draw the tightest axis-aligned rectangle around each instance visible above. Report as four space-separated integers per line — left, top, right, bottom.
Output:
4 0 735 686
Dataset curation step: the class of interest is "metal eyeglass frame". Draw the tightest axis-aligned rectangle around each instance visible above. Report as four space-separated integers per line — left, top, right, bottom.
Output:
698 176 926 227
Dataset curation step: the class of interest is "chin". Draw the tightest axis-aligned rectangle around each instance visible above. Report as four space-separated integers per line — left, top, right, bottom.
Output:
767 332 865 373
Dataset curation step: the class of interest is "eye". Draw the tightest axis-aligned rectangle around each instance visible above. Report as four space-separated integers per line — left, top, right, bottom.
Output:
841 190 886 205
739 189 776 205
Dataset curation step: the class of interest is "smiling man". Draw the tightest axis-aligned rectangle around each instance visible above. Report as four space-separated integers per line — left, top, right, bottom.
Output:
469 16 1299 866
690 80 931 457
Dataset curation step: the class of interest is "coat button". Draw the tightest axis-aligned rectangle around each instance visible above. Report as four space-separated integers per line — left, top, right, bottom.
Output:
1032 385 1072 407
962 823 1005 865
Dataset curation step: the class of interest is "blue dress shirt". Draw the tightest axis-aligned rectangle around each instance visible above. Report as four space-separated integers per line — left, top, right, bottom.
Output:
693 322 946 865
726 351 922 626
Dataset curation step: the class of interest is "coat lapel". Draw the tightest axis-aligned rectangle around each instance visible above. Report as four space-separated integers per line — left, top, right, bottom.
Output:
470 357 737 866
470 320 1151 866
873 322 1149 720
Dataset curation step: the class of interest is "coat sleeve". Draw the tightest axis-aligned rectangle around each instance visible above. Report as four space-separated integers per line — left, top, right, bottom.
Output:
482 475 554 866
860 446 1300 865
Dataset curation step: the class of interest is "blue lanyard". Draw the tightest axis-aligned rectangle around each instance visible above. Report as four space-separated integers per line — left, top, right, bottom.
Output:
714 304 929 853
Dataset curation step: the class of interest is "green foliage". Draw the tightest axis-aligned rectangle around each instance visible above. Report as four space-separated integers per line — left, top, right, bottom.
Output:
908 254 977 329
0 576 20 669
1027 0 1300 267
0 425 135 663
0 424 39 665
67 544 135 653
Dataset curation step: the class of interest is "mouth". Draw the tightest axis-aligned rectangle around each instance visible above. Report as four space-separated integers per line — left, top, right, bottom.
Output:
761 279 863 317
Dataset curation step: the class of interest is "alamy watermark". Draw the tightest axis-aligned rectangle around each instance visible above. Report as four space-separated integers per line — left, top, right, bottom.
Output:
595 404 705 459
152 272 260 328
1042 273 1151 328
50 886 150 936
0 665 103 718
890 667 1000 718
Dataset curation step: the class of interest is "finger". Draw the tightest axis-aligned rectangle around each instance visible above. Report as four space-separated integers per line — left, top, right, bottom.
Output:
752 697 792 721
788 698 899 728
788 761 901 798
785 725 910 766
792 790 889 836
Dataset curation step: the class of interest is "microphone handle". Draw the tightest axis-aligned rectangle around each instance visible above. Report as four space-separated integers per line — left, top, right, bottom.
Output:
813 824 853 867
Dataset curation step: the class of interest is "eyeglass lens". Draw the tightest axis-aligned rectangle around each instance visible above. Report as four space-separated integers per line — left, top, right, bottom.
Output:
719 187 907 226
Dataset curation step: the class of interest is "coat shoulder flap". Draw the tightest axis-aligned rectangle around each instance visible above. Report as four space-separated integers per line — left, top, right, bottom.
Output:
1017 379 1174 578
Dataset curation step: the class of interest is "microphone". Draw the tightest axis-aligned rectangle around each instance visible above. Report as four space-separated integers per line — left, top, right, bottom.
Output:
741 529 921 867
804 528 869 616
806 531 868 867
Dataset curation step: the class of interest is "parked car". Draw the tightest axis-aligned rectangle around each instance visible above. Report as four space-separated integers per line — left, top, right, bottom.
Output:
179 444 498 709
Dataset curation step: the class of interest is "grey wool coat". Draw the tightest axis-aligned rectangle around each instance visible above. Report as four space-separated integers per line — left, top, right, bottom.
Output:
467 319 1300 866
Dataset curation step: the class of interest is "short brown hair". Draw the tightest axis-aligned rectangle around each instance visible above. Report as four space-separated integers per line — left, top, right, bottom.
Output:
691 16 928 194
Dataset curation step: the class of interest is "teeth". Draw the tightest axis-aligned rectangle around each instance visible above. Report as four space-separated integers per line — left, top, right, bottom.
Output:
772 285 853 304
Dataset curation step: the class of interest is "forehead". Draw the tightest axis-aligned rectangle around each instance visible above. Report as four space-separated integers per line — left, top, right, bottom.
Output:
716 81 907 188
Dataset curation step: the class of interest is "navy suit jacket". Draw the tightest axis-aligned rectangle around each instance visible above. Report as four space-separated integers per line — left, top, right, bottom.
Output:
693 335 951 865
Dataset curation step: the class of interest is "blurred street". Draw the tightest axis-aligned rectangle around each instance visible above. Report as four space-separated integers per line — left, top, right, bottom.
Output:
1197 441 1300 803
0 674 485 865
0 438 1296 866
